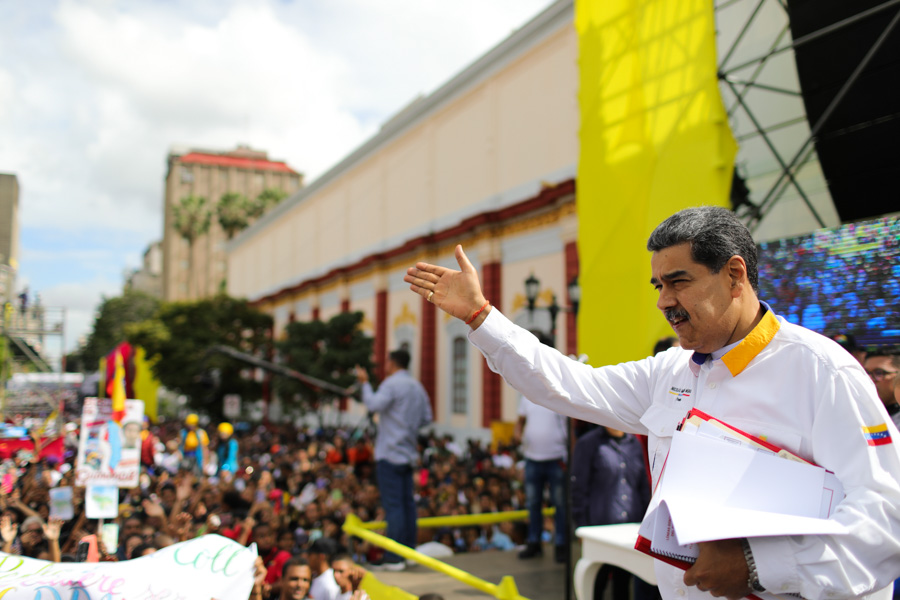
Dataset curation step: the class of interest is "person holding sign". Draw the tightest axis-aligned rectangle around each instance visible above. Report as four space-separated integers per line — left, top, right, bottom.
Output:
404 206 900 600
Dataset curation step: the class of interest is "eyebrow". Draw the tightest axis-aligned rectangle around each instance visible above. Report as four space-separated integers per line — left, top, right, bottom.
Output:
650 269 690 286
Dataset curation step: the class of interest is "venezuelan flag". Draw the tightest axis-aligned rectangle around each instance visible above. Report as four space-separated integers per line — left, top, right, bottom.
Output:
863 423 892 447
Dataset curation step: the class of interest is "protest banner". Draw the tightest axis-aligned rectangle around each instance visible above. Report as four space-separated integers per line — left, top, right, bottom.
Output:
0 534 256 599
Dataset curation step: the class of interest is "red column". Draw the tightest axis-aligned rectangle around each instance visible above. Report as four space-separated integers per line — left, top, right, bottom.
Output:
565 241 579 357
375 289 387 381
312 306 320 321
339 298 350 412
481 261 502 428
420 296 437 415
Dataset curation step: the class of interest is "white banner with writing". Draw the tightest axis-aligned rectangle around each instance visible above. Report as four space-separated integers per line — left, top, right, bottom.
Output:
0 534 256 600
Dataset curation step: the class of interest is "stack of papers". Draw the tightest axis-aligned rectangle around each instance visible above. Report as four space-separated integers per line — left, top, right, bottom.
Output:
636 409 847 570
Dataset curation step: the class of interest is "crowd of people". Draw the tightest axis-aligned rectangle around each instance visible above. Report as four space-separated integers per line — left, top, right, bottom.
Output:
0 405 557 599
3 207 899 600
2 337 895 600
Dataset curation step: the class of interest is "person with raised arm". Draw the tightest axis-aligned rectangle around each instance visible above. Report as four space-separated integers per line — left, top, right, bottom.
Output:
404 206 900 600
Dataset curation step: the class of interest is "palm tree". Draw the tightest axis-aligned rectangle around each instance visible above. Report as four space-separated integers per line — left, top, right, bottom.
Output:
249 188 288 219
216 192 251 240
172 194 211 298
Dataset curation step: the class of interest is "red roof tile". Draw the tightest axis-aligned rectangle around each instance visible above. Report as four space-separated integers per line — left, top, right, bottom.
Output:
178 152 297 173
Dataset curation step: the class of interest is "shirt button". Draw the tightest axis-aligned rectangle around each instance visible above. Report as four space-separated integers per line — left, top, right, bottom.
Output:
781 585 791 592
620 462 626 468
621 478 627 484
621 494 629 501
676 589 686 596
620 511 628 519
707 382 717 389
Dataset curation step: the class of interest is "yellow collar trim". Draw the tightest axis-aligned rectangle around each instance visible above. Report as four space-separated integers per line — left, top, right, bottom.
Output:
721 310 780 377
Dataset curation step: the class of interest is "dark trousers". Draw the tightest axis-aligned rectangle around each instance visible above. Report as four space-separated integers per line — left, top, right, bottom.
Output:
376 459 416 564
524 458 566 545
594 566 661 600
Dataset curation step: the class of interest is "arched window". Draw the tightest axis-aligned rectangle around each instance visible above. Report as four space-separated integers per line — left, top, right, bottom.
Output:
452 336 468 414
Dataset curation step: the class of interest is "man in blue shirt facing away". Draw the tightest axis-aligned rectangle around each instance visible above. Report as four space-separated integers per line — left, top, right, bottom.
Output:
355 348 433 571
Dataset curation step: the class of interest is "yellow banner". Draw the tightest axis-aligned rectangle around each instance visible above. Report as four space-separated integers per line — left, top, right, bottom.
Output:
133 346 160 422
576 0 737 365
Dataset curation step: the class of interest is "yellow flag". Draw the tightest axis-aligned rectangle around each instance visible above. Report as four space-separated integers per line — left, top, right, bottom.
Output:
111 351 127 422
576 0 737 365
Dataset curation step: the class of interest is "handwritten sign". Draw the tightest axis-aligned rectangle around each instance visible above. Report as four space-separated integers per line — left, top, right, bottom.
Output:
0 534 256 599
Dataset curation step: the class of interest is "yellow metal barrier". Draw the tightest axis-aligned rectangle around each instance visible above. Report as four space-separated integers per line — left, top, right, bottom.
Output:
358 507 556 531
343 514 530 600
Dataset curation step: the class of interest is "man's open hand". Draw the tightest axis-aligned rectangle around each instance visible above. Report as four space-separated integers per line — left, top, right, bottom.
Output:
404 245 488 324
683 539 752 599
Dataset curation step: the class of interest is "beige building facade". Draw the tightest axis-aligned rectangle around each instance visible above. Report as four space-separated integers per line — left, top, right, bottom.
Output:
126 241 163 298
0 173 19 307
228 3 578 438
226 0 839 438
162 145 303 301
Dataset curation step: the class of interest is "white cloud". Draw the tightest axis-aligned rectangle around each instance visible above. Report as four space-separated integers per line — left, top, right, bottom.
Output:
35 278 121 364
0 0 556 355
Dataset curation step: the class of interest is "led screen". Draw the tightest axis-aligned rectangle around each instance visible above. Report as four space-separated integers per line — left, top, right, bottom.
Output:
757 215 900 348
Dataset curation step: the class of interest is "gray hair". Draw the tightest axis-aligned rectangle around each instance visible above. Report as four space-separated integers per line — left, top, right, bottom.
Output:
646 206 759 294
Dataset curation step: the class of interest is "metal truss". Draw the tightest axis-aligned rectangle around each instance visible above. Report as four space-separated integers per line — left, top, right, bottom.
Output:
714 0 900 233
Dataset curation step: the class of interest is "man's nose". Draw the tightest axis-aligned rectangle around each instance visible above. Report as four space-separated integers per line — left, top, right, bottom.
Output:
657 287 676 311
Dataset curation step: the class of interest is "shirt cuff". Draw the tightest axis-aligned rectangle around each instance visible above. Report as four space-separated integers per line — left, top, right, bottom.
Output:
467 307 511 355
748 536 799 595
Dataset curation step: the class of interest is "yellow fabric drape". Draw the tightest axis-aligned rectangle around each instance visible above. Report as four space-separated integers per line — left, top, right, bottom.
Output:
576 0 737 365
133 346 160 422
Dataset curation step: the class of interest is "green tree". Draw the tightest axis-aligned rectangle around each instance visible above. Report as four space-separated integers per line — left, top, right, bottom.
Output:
275 311 373 414
216 192 251 240
172 194 212 298
249 188 288 219
80 290 160 370
126 295 272 417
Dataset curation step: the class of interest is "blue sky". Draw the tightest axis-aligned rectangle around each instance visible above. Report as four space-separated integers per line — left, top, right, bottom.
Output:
0 0 555 366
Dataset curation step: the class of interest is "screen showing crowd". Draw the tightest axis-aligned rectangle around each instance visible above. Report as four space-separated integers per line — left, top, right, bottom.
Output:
757 214 900 347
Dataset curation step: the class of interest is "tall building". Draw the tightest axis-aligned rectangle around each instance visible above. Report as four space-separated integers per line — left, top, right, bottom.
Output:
162 145 302 301
0 173 19 307
125 241 163 298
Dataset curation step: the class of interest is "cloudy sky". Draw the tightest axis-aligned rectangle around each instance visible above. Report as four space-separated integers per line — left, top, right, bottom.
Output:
0 0 556 364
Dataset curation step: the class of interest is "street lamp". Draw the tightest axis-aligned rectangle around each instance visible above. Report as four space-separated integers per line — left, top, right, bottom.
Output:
524 273 540 313
524 274 563 347
524 271 580 600
567 276 580 317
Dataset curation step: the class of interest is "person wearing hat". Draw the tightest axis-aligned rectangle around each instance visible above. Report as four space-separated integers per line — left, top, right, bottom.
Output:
178 414 208 475
216 422 239 477
830 332 866 365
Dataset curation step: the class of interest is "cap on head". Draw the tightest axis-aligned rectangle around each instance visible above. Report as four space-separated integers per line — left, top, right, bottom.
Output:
185 414 199 426
830 333 859 351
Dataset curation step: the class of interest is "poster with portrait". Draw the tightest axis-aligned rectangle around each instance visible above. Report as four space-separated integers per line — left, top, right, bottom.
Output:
75 397 145 488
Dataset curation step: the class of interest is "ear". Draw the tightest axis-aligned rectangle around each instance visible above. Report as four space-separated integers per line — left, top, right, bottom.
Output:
725 255 748 298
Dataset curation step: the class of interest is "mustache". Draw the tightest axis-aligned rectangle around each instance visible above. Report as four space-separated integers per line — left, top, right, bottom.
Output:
665 308 689 322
